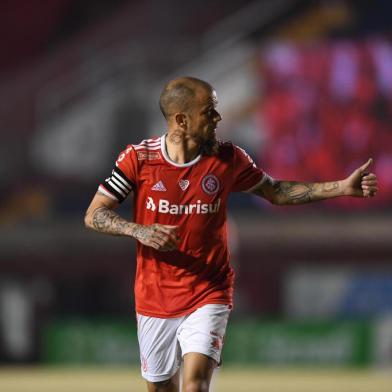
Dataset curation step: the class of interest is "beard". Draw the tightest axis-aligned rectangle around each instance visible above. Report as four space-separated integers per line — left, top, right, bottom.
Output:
201 131 219 156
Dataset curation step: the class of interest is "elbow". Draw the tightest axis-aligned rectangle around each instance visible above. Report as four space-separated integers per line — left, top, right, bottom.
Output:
84 212 93 230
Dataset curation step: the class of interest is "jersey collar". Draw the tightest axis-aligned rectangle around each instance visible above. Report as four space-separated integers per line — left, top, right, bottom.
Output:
160 134 202 168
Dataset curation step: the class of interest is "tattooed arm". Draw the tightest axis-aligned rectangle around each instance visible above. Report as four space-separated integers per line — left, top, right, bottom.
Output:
252 178 344 205
84 192 179 251
252 159 378 205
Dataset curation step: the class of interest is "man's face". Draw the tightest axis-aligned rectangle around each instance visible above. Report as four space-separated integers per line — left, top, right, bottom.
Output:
187 88 222 154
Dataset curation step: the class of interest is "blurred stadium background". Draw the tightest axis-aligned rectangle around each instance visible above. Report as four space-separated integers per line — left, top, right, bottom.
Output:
1 0 391 390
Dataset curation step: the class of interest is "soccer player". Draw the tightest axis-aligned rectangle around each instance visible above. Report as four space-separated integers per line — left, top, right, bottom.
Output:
84 77 378 392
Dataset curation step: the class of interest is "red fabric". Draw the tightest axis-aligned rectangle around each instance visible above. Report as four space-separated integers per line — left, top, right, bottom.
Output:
110 136 264 318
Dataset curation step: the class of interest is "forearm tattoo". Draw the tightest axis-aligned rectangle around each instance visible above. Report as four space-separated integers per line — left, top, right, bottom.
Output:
91 207 133 236
253 178 342 205
274 182 316 204
274 181 342 205
322 182 340 192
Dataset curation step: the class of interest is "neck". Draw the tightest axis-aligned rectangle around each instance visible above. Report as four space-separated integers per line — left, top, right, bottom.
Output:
165 131 201 164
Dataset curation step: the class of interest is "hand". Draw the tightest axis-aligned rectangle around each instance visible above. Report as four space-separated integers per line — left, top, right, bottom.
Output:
342 158 378 198
132 223 179 251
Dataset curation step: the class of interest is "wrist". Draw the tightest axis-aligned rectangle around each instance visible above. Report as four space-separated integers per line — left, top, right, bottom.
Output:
128 223 143 239
340 178 350 196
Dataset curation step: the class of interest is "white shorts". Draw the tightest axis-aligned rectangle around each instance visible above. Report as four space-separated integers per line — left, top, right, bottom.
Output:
136 304 231 383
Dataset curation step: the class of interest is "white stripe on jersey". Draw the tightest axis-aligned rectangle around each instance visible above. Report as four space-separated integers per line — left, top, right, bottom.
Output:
136 138 160 144
112 170 132 189
110 176 130 193
98 185 118 201
133 139 160 148
134 148 160 152
134 144 161 150
108 180 126 197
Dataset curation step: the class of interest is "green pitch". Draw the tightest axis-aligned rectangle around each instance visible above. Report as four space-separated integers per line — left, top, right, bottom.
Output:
0 367 391 391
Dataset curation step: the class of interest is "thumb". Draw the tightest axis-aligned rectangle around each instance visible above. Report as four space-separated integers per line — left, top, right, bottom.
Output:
359 158 373 173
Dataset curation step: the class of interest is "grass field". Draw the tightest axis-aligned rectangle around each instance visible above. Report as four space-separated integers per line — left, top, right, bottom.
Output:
0 367 391 392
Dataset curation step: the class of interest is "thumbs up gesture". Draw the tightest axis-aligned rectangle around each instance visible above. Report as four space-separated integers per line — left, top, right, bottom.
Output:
343 158 378 198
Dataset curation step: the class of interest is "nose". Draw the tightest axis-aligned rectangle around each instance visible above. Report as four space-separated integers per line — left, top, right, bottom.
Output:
214 110 222 122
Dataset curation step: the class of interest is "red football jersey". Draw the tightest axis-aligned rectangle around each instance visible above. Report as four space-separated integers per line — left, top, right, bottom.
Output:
99 135 265 318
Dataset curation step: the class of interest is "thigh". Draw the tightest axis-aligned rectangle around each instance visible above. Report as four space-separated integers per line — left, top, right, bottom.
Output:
182 352 216 391
146 370 180 392
178 304 231 365
137 313 183 383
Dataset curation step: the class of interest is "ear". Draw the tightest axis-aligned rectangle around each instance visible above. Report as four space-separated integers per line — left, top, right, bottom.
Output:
174 113 187 129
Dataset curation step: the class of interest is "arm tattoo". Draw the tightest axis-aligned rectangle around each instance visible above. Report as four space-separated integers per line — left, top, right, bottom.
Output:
273 181 342 205
274 182 316 204
92 207 133 236
252 178 343 205
322 182 339 192
132 225 150 241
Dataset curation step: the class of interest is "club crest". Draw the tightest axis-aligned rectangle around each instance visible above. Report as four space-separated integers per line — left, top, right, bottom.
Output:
201 174 220 195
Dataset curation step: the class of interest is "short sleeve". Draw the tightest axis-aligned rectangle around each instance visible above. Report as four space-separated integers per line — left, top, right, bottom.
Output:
98 145 137 203
231 145 265 192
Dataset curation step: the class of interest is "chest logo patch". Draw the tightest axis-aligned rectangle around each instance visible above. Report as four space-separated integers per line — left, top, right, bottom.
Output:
179 179 190 191
151 180 167 191
201 174 220 195
146 197 156 211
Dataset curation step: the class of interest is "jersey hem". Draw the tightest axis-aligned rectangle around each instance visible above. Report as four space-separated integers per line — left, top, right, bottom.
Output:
135 299 232 319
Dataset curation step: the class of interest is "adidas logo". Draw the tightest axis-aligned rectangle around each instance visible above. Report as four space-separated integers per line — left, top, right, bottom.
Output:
151 180 167 191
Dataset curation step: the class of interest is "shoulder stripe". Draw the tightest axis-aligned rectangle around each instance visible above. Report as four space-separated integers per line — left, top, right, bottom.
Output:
133 143 160 149
133 145 161 151
133 139 160 147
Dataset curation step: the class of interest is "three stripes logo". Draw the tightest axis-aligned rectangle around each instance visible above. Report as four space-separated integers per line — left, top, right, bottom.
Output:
151 180 167 191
